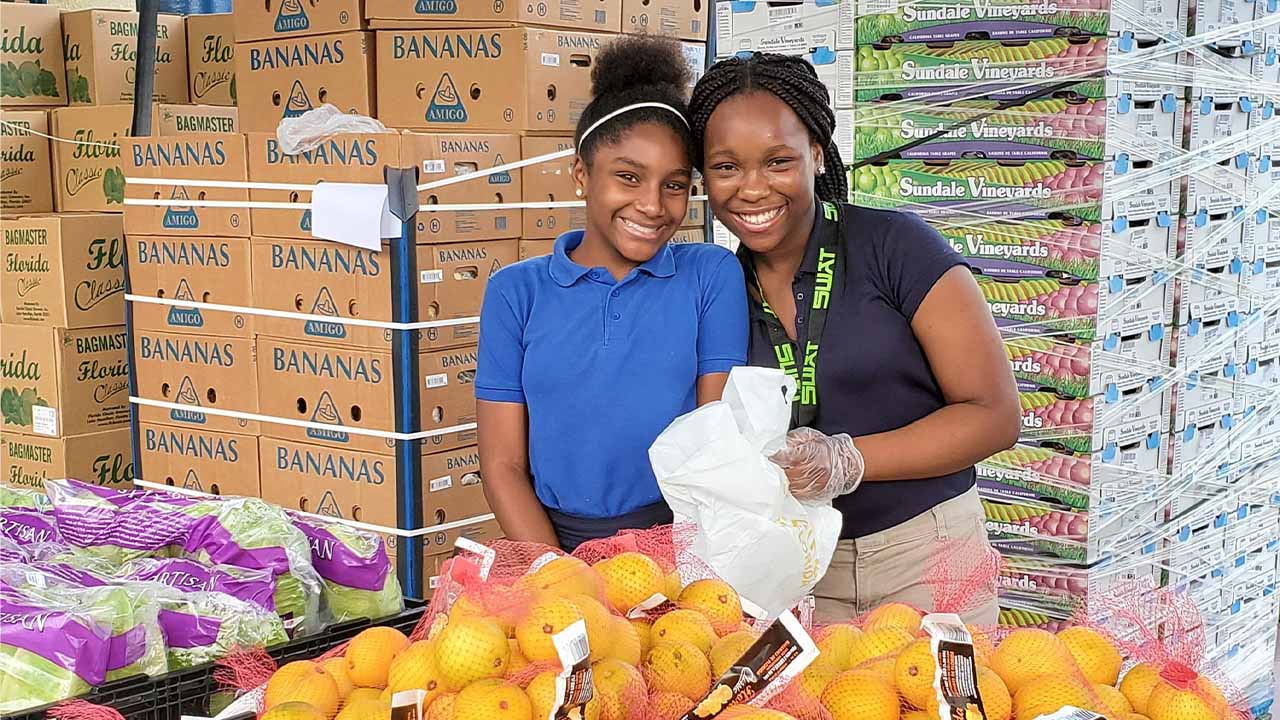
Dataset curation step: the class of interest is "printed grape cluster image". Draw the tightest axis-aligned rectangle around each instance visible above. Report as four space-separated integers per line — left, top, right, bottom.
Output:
1019 392 1094 451
1005 337 1092 396
998 607 1072 631
988 444 1092 488
977 278 1100 336
984 498 1090 561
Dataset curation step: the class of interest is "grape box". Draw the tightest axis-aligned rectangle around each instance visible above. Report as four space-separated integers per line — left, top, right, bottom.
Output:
982 492 1163 564
851 159 1104 221
853 36 1108 95
934 212 1176 282
1003 325 1170 400
970 260 1172 342
853 88 1108 162
855 0 1109 44
1016 378 1169 456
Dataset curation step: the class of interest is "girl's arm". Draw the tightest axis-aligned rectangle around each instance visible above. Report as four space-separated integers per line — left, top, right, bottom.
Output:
695 250 750 407
853 265 1021 481
696 373 731 406
477 400 559 547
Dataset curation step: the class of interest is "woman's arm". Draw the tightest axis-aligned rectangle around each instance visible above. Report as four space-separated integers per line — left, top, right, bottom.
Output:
854 265 1021 481
477 399 559 547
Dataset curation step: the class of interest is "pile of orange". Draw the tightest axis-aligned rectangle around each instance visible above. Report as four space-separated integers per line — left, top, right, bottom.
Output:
258 556 1233 720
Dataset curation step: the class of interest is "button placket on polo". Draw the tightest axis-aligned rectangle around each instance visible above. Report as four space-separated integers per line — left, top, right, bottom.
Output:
597 268 632 346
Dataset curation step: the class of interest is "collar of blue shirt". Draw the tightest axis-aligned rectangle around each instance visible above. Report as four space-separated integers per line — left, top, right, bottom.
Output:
548 230 677 287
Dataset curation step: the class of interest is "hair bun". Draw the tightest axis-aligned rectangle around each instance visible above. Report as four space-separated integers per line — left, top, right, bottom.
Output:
591 35 691 100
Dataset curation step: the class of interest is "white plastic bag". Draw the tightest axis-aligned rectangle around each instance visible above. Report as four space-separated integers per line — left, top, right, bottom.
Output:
275 104 388 155
649 366 842 618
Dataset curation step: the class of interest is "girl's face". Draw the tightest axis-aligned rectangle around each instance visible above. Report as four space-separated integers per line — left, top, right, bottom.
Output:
573 122 692 265
701 91 822 256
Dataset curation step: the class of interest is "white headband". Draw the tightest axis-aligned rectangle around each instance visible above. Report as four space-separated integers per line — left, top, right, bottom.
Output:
579 102 690 145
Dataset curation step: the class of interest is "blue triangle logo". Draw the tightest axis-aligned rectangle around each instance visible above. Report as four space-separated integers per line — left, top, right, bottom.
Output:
167 278 205 328
307 390 349 443
303 287 347 339
162 186 200 229
413 0 457 13
316 490 343 518
181 469 204 491
169 376 207 425
426 73 467 123
488 153 513 184
300 208 312 231
282 80 313 119
274 0 310 33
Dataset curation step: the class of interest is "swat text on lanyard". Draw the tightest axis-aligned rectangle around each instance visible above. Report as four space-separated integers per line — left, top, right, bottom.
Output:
753 201 840 428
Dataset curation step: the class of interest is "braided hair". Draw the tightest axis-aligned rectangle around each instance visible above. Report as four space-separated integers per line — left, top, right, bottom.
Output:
688 53 848 202
574 35 694 166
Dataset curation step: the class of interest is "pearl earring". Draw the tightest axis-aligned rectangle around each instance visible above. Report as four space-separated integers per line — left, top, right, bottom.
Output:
575 188 583 197
817 166 826 175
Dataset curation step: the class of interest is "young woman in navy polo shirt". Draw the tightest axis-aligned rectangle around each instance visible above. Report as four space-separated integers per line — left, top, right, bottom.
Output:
475 36 748 552
688 54 1021 624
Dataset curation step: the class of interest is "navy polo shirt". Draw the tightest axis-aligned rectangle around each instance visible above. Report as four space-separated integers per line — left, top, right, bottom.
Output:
743 204 974 539
476 230 748 519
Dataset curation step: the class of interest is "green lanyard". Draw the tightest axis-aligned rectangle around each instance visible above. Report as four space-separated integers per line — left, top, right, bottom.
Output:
748 201 841 428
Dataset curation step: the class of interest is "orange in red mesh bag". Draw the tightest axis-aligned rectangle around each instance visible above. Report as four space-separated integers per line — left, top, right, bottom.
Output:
1086 579 1247 720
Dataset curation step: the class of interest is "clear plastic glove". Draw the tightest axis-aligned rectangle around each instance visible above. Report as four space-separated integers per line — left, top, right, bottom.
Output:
769 427 865 502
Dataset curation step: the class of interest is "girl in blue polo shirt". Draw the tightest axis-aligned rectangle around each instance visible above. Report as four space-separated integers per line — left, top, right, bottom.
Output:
475 36 748 552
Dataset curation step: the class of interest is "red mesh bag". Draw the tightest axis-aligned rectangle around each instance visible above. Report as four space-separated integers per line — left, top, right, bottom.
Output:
212 531 1248 720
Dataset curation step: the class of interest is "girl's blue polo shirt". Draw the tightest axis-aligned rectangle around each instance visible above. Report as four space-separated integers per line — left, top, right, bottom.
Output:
476 230 748 519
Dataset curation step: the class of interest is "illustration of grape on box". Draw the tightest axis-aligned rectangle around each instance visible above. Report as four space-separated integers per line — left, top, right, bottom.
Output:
937 218 1103 280
976 275 1100 339
998 605 1072 631
983 496 1090 562
999 556 1089 614
1019 388 1093 452
853 96 1108 161
980 443 1091 509
851 160 1104 221
1005 336 1093 396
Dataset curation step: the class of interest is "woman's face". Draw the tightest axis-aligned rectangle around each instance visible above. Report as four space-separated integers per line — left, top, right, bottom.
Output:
701 91 822 256
573 122 692 264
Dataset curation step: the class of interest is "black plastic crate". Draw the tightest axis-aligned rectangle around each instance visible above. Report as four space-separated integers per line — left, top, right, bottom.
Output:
7 599 427 720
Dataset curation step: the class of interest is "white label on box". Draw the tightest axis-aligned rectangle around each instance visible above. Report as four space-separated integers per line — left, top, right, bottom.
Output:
423 159 446 175
420 269 444 284
429 474 453 492
425 373 448 389
541 52 560 67
32 406 57 437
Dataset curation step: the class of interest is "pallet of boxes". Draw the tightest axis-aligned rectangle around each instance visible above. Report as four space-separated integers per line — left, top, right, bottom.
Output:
0 2 195 497
0 2 240 493
120 0 712 592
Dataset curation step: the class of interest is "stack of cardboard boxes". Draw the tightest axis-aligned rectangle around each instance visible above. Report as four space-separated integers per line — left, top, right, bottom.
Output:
114 0 707 587
1 4 243 496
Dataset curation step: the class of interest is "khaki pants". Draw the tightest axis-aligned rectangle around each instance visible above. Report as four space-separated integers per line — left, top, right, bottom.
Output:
812 486 999 626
